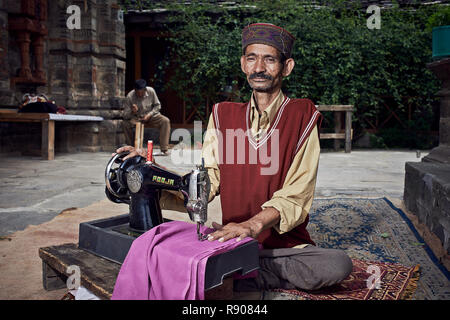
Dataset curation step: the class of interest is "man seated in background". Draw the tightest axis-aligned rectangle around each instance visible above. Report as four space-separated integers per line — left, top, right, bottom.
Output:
122 79 171 155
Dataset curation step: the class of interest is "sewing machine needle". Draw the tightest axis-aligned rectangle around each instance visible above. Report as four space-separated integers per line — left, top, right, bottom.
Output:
197 223 202 241
197 223 208 241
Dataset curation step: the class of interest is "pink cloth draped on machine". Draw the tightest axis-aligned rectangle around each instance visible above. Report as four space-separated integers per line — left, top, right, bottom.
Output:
111 220 253 300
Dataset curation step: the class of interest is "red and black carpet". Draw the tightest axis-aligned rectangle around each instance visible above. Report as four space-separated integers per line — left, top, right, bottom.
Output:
265 198 449 300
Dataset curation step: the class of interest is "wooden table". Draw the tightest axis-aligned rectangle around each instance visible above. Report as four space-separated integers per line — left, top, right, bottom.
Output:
0 112 104 160
316 105 354 153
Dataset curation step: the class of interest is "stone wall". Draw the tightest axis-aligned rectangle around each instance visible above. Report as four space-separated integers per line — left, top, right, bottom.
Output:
404 162 450 255
0 1 10 100
0 0 126 154
404 58 450 262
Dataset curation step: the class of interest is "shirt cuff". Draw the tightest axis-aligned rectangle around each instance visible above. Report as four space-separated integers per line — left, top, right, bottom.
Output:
261 198 307 234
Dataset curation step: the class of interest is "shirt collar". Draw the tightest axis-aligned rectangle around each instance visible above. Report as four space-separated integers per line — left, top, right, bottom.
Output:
134 87 149 99
250 90 285 124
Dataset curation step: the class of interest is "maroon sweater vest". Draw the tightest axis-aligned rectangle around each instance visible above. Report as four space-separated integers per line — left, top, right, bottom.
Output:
212 96 322 248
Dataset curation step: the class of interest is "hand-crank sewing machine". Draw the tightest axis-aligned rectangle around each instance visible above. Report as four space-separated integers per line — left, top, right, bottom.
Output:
77 150 259 290
104 151 211 240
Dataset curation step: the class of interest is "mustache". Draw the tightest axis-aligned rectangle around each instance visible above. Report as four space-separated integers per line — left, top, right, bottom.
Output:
249 72 273 80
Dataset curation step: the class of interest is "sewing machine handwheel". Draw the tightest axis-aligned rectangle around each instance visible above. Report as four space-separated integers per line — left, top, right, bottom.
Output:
105 152 145 204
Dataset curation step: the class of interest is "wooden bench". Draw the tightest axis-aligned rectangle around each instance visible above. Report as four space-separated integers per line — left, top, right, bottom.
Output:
316 105 354 153
39 243 234 300
0 112 104 160
39 243 120 299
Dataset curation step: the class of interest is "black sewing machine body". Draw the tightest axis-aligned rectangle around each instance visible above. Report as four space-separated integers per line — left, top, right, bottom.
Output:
103 151 211 235
104 153 187 233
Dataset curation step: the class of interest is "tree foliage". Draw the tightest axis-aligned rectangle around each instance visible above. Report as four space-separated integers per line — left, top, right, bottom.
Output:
121 0 443 148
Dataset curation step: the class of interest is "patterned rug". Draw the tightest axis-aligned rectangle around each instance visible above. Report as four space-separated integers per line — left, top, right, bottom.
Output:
264 198 450 300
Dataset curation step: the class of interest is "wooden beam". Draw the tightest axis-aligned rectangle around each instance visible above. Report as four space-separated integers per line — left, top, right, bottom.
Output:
134 122 144 149
134 35 141 80
320 133 346 139
334 111 341 151
0 113 49 121
41 120 55 160
42 261 67 291
317 105 354 112
345 110 352 153
0 109 18 113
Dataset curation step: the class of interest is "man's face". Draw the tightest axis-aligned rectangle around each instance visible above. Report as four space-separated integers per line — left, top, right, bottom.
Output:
241 43 294 93
135 89 145 98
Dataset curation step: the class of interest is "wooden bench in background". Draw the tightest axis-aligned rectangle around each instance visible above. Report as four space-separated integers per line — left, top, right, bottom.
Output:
316 105 354 153
0 111 104 160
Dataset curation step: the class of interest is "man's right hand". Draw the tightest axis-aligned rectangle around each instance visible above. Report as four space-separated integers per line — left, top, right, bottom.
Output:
114 145 146 160
131 104 138 114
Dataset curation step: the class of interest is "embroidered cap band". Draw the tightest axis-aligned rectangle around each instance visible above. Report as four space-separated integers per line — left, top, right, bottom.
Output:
242 23 295 58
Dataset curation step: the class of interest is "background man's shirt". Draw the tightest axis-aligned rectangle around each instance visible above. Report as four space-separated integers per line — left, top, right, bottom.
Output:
123 86 161 120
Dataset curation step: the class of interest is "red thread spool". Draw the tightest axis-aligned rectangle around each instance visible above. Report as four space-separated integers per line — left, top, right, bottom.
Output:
147 140 153 162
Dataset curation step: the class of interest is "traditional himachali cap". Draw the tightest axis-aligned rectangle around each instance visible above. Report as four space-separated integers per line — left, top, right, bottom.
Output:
242 23 296 58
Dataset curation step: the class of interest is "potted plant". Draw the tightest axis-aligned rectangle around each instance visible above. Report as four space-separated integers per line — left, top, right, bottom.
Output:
426 6 450 59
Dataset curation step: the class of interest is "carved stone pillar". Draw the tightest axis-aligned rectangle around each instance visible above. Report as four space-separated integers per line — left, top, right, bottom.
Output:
16 31 32 79
8 0 47 86
33 35 45 81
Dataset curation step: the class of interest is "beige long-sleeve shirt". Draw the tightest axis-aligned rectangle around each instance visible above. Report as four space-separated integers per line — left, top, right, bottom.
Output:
201 90 320 235
123 86 161 120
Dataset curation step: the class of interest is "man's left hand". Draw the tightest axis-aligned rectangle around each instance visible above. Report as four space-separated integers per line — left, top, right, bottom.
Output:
207 220 263 243
141 113 152 122
207 207 280 242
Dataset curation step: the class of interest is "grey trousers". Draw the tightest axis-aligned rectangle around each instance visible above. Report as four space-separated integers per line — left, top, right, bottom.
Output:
234 245 353 292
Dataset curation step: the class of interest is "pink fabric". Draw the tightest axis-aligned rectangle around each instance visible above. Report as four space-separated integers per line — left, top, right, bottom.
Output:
111 220 253 300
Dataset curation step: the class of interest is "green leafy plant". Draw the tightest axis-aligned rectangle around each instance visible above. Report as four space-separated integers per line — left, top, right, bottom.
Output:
120 0 442 149
426 5 450 32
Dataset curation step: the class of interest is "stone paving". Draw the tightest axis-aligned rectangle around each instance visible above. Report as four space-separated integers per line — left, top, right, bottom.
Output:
0 148 434 300
0 148 427 236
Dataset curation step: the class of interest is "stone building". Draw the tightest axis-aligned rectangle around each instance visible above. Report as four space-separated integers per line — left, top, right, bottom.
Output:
0 0 126 153
404 58 450 260
2 0 448 155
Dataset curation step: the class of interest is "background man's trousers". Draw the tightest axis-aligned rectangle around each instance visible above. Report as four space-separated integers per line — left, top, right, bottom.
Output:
234 245 353 292
122 114 171 152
